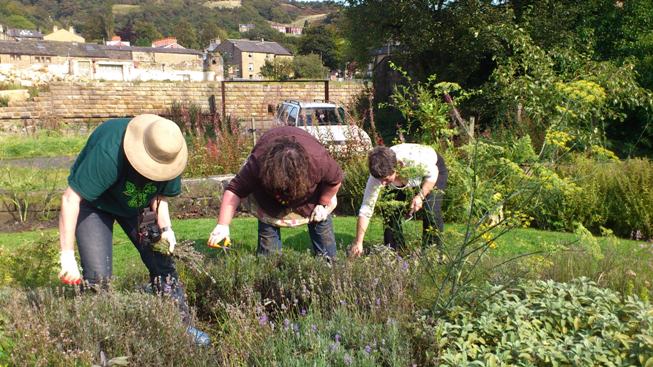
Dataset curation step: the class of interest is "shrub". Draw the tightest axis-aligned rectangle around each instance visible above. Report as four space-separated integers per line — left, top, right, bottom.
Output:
411 278 653 366
558 157 653 238
0 167 66 223
0 234 59 288
167 101 253 177
0 288 219 366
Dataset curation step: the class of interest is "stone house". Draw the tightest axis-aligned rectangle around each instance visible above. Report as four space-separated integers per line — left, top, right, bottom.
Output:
213 39 292 80
0 39 215 82
270 23 303 36
43 26 85 43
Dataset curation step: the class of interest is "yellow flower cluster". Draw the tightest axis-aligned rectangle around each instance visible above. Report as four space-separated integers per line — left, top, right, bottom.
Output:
555 80 607 106
590 145 619 161
478 223 497 249
504 210 534 228
544 130 573 150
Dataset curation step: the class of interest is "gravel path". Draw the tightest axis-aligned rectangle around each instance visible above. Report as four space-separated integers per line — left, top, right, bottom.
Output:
0 156 76 169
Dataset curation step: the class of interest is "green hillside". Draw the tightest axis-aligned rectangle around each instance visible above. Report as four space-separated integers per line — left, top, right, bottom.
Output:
0 0 341 50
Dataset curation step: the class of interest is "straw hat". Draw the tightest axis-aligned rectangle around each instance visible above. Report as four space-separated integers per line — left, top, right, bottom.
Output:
123 114 188 181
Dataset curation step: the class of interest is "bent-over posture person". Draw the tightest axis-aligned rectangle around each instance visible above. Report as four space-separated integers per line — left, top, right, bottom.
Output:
207 126 343 259
349 144 448 257
57 114 209 345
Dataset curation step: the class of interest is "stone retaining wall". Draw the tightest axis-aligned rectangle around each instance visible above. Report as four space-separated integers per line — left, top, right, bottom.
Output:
0 80 368 133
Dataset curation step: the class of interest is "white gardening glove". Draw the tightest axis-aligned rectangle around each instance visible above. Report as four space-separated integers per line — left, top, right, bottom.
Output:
310 204 330 222
208 224 230 248
161 228 177 254
59 249 81 285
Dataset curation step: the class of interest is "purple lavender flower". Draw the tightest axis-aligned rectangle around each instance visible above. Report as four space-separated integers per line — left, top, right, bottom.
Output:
375 298 381 306
258 313 268 326
402 260 409 271
311 324 317 332
364 345 372 354
283 318 290 329
335 333 341 343
292 323 300 332
344 354 353 366
300 308 307 316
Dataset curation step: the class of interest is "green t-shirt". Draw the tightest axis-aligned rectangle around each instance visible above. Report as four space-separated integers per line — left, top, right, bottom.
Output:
68 118 182 217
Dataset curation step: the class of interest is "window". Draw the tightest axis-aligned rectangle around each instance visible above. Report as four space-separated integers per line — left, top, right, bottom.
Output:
287 107 298 125
10 54 21 61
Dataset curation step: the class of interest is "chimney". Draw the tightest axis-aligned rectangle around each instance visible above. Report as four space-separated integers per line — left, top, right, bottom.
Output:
53 25 58 32
69 26 75 34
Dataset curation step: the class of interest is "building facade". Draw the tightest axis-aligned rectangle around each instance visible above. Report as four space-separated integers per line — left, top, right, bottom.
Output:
214 39 292 80
0 39 216 82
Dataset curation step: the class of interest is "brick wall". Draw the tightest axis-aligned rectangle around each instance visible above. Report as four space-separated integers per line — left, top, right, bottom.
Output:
0 80 368 132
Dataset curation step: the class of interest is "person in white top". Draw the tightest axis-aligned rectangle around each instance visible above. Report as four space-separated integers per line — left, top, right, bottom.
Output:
349 144 448 257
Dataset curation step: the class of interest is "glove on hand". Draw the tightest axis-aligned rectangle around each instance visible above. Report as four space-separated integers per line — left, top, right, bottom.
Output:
161 228 176 253
208 224 230 248
59 249 81 285
310 204 330 222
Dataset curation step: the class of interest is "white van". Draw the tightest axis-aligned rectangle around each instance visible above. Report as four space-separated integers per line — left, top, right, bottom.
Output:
273 100 372 152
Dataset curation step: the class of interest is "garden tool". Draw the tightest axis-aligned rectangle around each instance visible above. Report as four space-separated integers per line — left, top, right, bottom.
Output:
208 224 232 249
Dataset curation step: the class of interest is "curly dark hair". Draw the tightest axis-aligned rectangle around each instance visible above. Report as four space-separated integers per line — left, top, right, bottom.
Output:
368 146 397 179
260 137 311 203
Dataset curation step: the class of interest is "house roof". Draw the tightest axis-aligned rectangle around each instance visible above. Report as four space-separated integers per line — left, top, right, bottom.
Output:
227 39 291 55
130 46 202 55
152 37 179 48
0 40 203 58
6 29 43 39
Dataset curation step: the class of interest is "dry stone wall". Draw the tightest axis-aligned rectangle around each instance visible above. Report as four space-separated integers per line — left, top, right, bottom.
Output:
0 80 368 132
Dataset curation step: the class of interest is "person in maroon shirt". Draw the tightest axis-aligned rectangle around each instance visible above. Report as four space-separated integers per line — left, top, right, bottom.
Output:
207 126 343 259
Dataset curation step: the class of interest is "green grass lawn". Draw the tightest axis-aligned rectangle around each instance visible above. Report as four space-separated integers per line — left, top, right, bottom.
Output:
0 216 646 279
0 133 87 159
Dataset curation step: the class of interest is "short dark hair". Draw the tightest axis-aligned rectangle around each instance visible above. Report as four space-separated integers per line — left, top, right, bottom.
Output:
368 146 396 179
260 137 311 202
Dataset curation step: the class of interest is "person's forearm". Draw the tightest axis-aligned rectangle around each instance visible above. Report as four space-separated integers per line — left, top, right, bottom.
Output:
218 190 241 225
152 196 172 229
419 180 437 199
353 215 370 245
59 187 81 252
318 182 341 206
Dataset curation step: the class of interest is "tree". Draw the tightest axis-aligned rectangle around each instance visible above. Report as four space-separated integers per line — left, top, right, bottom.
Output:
200 23 228 48
260 58 294 81
293 54 328 79
133 20 162 47
2 14 36 29
298 25 339 70
174 19 199 49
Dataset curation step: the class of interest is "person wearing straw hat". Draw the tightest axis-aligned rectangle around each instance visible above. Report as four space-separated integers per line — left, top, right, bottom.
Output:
207 126 342 259
57 114 210 346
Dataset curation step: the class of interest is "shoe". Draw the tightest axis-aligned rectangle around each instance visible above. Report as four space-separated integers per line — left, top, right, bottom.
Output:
187 326 211 346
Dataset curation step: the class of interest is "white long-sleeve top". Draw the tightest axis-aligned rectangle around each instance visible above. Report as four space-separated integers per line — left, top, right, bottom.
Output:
358 144 440 218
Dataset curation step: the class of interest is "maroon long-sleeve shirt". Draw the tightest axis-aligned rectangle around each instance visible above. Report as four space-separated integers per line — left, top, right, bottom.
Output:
226 127 343 218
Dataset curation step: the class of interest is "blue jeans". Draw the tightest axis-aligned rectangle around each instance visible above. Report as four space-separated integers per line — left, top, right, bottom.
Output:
76 201 191 324
257 215 337 259
75 200 179 285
